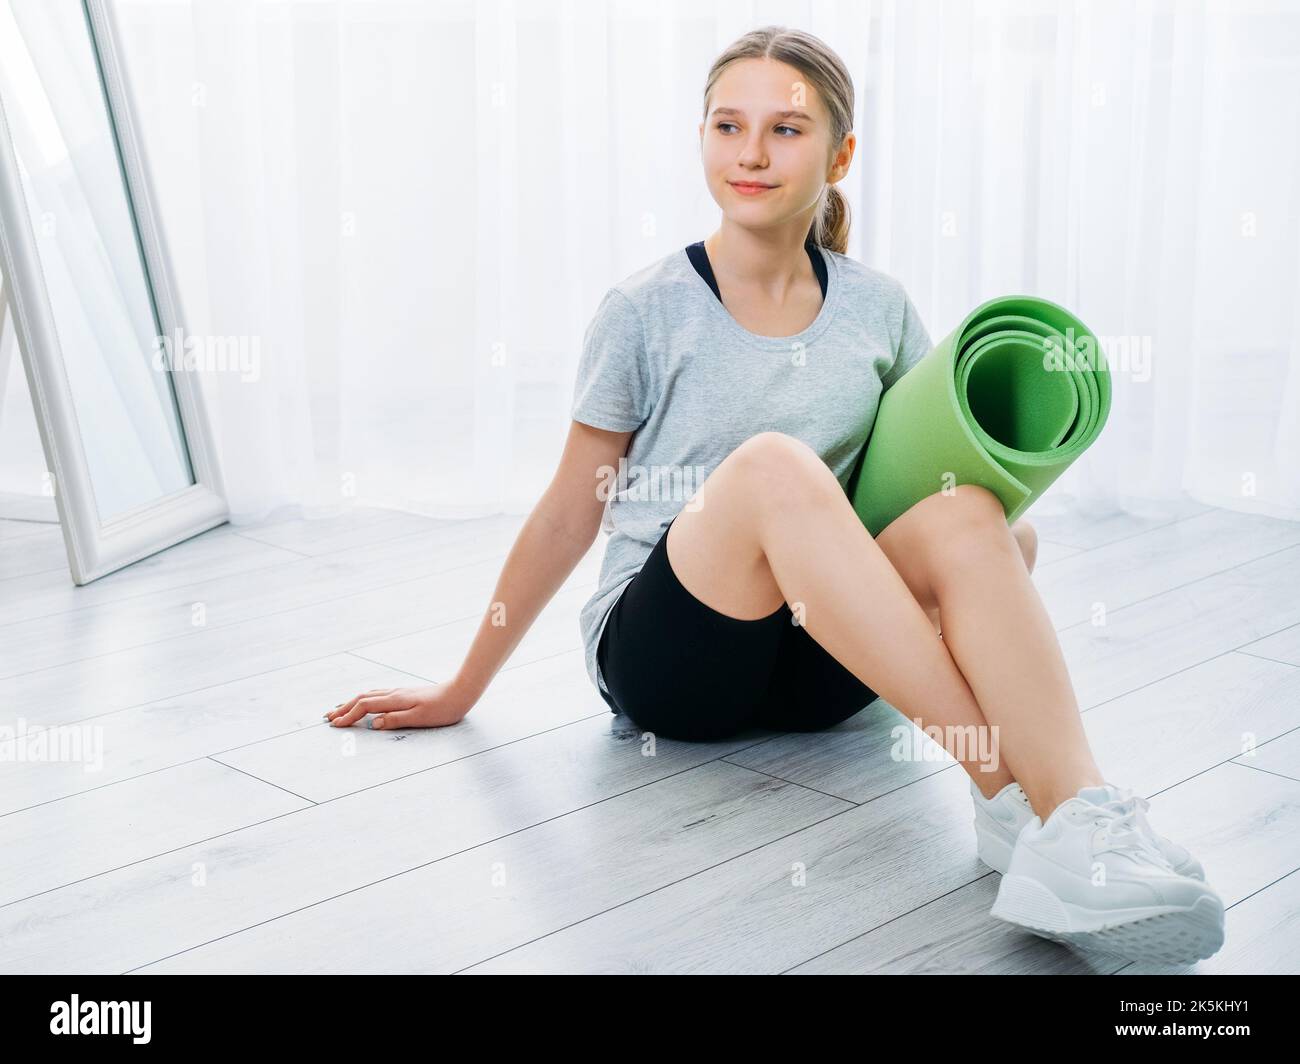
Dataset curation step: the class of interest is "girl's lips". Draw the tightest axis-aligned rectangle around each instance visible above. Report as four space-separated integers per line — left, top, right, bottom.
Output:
730 182 775 196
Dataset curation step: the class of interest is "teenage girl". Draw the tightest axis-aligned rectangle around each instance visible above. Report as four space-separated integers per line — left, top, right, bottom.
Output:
328 25 1224 967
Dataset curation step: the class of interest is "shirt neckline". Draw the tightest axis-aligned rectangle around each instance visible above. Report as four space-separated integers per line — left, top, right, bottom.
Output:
680 242 841 351
686 238 827 303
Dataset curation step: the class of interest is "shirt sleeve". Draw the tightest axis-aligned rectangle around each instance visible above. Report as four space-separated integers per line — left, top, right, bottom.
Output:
570 287 652 432
880 288 933 392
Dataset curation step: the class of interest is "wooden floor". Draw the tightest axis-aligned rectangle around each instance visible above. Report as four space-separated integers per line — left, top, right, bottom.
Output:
1 499 1298 974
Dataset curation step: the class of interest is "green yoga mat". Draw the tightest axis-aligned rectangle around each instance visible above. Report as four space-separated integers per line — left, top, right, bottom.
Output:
849 295 1111 537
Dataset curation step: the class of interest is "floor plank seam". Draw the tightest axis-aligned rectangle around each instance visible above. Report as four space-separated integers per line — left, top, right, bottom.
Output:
0 553 570 682
205 755 318 806
445 802 869 975
1223 759 1300 787
774 868 1004 975
1055 541 1300 637
713 758 864 807
1235 640 1300 669
117 756 820 973
0 553 307 627
1027 504 1217 552
1077 646 1300 717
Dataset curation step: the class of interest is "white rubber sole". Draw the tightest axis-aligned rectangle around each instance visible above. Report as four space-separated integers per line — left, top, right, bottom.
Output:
990 872 1225 965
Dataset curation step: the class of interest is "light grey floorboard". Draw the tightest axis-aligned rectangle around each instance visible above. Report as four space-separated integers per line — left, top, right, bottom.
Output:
1240 621 1300 667
0 714 765 974
1232 727 1300 781
0 516 534 678
1 501 1295 974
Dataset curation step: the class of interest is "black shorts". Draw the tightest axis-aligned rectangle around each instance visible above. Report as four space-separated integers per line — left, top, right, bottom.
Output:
595 513 880 742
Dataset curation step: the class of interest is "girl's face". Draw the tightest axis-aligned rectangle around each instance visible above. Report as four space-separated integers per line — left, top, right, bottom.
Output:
698 57 850 233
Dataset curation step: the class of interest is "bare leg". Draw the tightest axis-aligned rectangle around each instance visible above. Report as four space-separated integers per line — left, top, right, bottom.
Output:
668 432 1102 820
924 518 1036 636
669 434 1006 795
1011 518 1039 574
873 488 1103 820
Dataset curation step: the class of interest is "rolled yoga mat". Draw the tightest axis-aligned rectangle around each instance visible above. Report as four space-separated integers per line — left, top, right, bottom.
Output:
849 294 1112 537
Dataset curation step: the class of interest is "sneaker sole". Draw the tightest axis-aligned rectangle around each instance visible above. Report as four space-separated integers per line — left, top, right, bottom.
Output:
989 873 1225 965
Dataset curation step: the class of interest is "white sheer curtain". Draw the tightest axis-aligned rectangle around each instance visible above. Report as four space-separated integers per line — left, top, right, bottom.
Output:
7 0 1296 525
862 0 1300 521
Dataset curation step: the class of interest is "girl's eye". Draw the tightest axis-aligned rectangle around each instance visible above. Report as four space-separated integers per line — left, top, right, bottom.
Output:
715 122 801 136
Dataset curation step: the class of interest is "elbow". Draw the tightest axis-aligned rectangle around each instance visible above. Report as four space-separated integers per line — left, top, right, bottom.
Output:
537 485 604 552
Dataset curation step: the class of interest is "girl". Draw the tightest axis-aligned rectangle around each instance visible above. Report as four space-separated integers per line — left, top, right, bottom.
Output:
328 25 1223 968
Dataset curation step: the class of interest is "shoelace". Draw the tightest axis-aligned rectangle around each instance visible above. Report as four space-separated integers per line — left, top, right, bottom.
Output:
1088 788 1173 870
1121 791 1190 868
1004 781 1182 871
1126 793 1170 844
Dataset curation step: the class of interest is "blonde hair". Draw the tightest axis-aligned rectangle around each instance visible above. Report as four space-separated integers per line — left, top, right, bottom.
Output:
702 25 855 254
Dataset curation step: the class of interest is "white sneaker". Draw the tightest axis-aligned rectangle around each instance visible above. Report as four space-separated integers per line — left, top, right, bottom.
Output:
970 778 1205 880
970 779 1034 874
988 784 1225 965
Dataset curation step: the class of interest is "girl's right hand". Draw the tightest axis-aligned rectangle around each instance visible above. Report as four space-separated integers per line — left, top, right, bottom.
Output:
325 681 474 730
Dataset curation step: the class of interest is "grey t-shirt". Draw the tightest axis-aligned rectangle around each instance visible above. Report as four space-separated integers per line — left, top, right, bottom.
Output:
569 243 933 706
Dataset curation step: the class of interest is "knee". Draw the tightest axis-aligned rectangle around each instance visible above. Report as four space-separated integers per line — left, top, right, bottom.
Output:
923 484 1014 560
949 483 1007 523
730 432 843 510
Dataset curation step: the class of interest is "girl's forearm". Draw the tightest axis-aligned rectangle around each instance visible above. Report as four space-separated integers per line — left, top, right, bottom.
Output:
448 498 596 704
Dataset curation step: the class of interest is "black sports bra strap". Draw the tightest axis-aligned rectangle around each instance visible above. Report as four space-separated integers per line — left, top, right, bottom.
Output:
685 238 827 303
